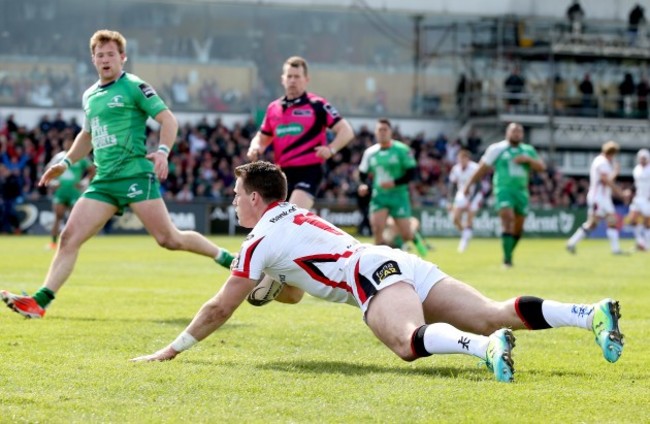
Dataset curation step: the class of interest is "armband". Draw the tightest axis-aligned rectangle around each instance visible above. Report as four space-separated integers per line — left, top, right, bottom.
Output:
157 145 171 157
170 331 198 352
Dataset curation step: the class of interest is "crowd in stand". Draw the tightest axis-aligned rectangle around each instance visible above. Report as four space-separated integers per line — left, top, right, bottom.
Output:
1 113 611 234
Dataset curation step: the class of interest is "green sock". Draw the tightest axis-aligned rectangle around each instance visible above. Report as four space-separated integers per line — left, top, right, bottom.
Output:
32 287 55 308
413 232 428 257
215 249 235 268
502 233 516 264
52 235 57 243
513 235 521 251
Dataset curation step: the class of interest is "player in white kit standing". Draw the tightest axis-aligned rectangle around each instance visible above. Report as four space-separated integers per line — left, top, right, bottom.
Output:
626 148 650 251
448 149 483 252
566 141 627 254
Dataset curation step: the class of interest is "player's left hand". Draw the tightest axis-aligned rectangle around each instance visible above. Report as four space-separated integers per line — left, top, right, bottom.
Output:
314 145 334 160
513 155 530 164
146 151 170 181
39 163 67 187
380 180 395 189
130 346 179 362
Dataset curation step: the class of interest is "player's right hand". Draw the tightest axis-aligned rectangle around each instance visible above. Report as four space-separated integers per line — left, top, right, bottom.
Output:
130 345 179 362
38 163 66 187
247 147 259 162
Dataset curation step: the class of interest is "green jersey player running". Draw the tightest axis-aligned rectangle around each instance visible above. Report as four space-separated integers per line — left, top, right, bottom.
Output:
1 29 234 319
358 118 428 256
47 137 94 250
464 122 545 268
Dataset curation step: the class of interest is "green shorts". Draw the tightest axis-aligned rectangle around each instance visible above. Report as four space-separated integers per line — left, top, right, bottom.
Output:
370 190 412 219
83 173 161 215
495 189 529 216
53 187 81 207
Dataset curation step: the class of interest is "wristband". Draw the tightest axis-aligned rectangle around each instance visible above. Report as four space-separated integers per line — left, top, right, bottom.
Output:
61 157 72 169
329 146 337 156
170 331 198 352
157 145 170 157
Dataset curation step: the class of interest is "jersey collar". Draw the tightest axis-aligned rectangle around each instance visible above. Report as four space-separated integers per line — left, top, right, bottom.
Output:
281 92 308 110
98 71 126 89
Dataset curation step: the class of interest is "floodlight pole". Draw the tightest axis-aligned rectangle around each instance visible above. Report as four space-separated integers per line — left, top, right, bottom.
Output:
412 14 424 114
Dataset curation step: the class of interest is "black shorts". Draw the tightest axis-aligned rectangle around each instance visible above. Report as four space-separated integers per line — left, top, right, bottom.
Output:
282 164 323 199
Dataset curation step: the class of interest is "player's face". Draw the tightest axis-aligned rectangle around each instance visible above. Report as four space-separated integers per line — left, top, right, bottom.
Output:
458 153 469 166
92 41 125 84
375 123 392 144
233 178 256 228
640 155 649 166
506 124 524 145
281 65 309 100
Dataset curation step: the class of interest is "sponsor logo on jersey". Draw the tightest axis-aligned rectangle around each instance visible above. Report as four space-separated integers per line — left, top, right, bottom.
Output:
275 123 303 137
269 205 297 223
323 103 340 118
372 260 401 285
292 109 313 117
127 183 144 198
138 83 157 98
107 95 124 108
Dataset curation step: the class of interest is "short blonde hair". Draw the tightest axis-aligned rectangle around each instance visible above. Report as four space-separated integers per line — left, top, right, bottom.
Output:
601 141 620 155
89 29 126 55
283 56 309 76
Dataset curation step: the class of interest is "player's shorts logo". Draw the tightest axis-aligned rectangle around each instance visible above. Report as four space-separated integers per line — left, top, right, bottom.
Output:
372 260 402 285
127 183 143 198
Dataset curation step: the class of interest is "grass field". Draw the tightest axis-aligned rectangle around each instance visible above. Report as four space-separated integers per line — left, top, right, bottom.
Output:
1 235 648 423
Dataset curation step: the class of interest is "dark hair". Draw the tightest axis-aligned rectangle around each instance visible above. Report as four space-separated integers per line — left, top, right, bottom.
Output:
234 161 288 203
377 117 392 128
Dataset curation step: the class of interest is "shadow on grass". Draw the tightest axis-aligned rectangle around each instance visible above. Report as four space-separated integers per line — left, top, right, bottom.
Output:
48 316 250 329
257 359 489 380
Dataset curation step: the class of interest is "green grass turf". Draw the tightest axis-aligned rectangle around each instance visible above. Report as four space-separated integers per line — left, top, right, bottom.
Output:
1 235 648 423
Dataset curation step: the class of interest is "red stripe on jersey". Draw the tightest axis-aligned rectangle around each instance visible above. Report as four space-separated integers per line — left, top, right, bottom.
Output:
353 259 367 305
294 250 354 293
514 296 533 330
232 237 265 279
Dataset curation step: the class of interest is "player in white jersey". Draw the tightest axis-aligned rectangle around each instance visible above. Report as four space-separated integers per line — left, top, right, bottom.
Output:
626 149 650 250
448 149 483 252
132 161 624 383
567 141 627 254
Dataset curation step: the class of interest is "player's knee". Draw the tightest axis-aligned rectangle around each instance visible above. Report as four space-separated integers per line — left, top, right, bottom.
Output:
155 232 182 250
395 343 418 362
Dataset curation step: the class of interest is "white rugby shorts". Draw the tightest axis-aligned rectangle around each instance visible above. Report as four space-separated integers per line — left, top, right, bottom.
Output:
630 196 650 216
345 245 447 316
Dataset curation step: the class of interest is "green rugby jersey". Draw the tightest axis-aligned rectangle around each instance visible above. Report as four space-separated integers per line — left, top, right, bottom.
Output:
82 72 167 181
481 140 539 194
57 158 89 190
359 140 417 196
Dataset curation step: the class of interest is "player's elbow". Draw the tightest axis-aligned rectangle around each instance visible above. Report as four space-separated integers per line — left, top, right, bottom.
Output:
203 299 235 323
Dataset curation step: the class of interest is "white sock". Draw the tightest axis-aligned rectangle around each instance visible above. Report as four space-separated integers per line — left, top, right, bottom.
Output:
541 300 593 330
421 323 489 359
635 224 645 247
567 226 587 246
458 228 472 252
606 227 620 252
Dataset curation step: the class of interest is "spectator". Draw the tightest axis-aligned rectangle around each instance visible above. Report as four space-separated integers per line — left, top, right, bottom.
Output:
578 73 595 116
618 73 636 117
566 0 585 36
504 68 526 110
628 4 646 46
